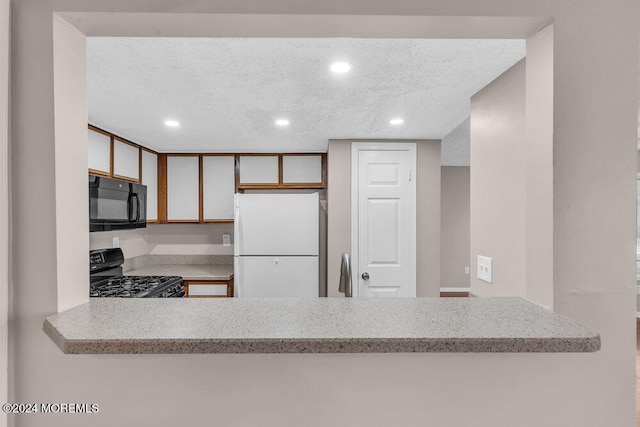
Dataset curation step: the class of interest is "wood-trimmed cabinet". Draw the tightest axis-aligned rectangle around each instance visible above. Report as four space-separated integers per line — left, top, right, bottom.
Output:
202 155 235 221
158 154 236 224
237 153 326 190
88 124 327 226
87 126 111 176
166 155 200 222
184 279 234 298
88 125 147 183
141 149 158 222
112 137 140 182
87 124 160 223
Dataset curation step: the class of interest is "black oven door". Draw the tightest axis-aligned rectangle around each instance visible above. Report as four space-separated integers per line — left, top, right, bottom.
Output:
89 175 147 232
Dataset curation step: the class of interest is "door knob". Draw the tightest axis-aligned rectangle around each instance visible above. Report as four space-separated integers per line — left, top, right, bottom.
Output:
361 272 370 281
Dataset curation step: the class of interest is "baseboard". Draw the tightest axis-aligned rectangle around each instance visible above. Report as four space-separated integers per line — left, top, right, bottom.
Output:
440 287 470 293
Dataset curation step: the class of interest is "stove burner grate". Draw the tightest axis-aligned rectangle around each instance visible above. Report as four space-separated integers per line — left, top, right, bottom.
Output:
90 275 184 298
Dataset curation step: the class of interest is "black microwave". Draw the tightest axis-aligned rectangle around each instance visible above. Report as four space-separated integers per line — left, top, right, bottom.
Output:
89 175 147 232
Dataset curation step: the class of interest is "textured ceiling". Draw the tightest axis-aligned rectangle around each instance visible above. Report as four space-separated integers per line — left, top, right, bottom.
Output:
87 38 525 153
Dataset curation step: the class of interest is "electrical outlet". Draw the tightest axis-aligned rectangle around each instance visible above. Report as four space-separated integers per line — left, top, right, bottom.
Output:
222 233 231 247
477 256 492 283
112 237 120 248
464 266 470 275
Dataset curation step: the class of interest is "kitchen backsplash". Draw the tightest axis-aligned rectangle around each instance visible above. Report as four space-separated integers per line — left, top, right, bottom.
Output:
90 223 234 259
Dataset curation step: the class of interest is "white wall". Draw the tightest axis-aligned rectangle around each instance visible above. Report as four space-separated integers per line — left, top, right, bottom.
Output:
10 4 638 427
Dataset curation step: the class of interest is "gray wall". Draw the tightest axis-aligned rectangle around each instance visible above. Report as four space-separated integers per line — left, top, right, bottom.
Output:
441 118 470 166
0 0 7 423
524 24 554 308
440 166 470 288
9 3 638 427
637 149 640 314
469 25 554 308
470 59 528 298
326 139 441 297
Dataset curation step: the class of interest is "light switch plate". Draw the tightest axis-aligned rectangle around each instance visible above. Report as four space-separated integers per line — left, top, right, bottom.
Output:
464 266 470 275
222 233 231 247
112 237 120 248
477 255 492 283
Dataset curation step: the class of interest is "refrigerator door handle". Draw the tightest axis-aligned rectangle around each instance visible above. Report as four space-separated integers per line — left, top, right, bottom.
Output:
234 195 241 256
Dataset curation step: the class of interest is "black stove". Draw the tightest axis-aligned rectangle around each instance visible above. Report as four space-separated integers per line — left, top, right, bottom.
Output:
90 248 184 298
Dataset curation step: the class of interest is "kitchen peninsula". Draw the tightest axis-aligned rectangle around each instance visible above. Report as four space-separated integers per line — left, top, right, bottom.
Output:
43 297 600 354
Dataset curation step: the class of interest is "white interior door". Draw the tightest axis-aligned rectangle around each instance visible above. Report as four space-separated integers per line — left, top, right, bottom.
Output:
352 143 416 297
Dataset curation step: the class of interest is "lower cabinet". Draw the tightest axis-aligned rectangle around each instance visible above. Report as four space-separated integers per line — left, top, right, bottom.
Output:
184 279 234 298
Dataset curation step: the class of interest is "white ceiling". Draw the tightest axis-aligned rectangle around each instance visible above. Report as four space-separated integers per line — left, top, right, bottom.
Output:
87 37 525 154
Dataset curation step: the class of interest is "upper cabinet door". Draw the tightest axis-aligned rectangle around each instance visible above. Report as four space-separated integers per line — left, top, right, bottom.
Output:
202 155 235 221
239 155 279 184
167 155 199 221
113 138 140 181
141 150 158 222
282 155 323 184
87 128 111 175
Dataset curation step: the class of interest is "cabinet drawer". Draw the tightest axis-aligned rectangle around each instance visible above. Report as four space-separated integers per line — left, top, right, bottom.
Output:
184 280 234 298
189 284 227 296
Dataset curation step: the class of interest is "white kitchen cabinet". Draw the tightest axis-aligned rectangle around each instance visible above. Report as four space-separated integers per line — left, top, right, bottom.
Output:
87 128 111 174
141 150 158 222
282 155 323 184
113 138 140 181
239 155 279 184
202 155 235 220
167 155 199 221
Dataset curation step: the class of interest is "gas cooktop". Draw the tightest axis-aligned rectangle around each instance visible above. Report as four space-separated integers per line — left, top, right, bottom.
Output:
90 248 184 298
90 275 184 298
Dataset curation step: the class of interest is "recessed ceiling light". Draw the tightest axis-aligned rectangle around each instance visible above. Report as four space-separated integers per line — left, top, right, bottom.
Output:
330 62 351 73
275 119 290 126
164 120 180 127
390 118 404 125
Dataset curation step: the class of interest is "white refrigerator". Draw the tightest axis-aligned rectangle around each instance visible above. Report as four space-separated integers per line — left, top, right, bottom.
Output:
234 193 319 297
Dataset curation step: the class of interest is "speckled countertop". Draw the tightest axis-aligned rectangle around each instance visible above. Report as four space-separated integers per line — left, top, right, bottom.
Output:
124 264 233 281
43 297 600 354
121 254 233 281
